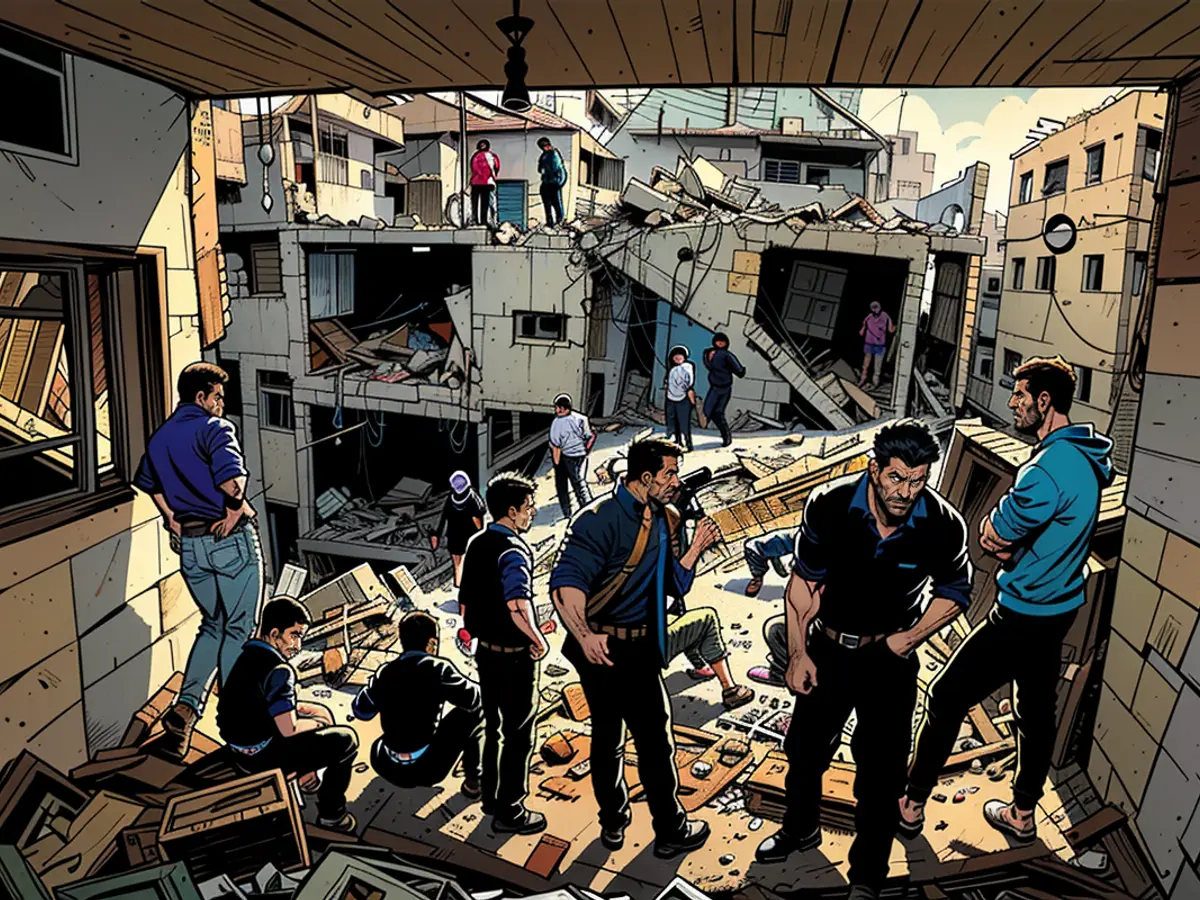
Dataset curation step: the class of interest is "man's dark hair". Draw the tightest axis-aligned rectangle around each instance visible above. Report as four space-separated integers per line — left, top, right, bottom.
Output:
399 611 439 651
626 437 684 482
873 419 940 470
259 596 312 637
486 471 537 520
178 362 228 403
538 137 552 149
712 332 729 346
554 393 572 410
1015 356 1076 415
476 139 490 151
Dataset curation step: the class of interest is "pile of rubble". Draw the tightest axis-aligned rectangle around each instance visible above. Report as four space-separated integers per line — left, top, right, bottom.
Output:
309 315 471 390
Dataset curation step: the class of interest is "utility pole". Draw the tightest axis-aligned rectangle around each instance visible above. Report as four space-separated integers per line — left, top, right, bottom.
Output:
458 90 469 227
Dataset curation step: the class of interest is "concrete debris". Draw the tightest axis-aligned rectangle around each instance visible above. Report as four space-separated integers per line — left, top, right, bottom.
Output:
313 213 343 227
494 221 522 245
353 215 387 230
620 178 681 217
392 213 423 228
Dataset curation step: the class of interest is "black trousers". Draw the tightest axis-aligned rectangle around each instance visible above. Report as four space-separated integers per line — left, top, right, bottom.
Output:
703 386 733 443
471 185 494 226
554 455 591 518
369 706 484 789
476 648 539 820
666 398 694 451
783 631 917 890
907 603 1077 810
564 634 687 840
231 726 358 821
540 184 564 226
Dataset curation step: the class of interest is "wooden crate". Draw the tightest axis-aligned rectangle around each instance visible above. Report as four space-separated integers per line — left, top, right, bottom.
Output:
54 862 201 900
157 770 309 883
25 790 144 890
0 752 89 852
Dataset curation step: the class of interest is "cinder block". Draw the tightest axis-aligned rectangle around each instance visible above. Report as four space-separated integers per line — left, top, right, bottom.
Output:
1106 767 1138 818
1111 562 1164 649
23 701 88 776
1160 532 1200 610
1123 510 1168 581
1094 683 1158 804
726 271 759 296
1147 284 1200 378
1135 746 1198 890
71 520 165 636
0 563 77 686
80 586 163 689
1105 631 1145 708
1148 590 1198 667
82 636 177 754
1087 742 1113 797
732 250 762 276
0 643 82 765
1133 659 1182 741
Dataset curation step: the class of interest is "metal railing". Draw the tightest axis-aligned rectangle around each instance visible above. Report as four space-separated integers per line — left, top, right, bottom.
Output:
318 152 349 186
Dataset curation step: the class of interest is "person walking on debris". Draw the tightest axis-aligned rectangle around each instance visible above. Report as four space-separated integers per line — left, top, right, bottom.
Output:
134 362 264 761
536 137 568 227
741 526 795 598
550 438 723 859
665 345 697 452
755 421 972 900
858 301 895 389
217 596 359 834
353 611 484 800
667 605 755 710
460 472 549 834
899 358 1114 846
470 139 501 227
549 393 595 519
702 332 746 447
431 470 485 588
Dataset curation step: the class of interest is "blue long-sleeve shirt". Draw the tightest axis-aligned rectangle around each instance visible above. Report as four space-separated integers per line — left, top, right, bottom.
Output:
133 403 248 522
549 483 694 626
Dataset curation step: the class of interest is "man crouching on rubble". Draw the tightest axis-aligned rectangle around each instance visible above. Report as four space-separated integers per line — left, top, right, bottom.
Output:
217 596 359 834
551 437 722 859
755 421 971 900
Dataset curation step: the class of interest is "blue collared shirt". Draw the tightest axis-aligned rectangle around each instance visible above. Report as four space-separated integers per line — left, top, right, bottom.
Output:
490 523 534 602
133 403 248 521
549 483 694 628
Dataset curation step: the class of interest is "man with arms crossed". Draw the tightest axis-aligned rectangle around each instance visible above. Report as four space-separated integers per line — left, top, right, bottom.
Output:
899 357 1114 843
755 421 972 900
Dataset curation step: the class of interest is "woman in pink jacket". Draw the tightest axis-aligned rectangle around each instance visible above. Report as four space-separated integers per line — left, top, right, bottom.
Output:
470 139 500 226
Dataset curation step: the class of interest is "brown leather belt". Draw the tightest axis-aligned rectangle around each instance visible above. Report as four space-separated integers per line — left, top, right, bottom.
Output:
179 518 256 538
477 640 526 654
814 620 887 649
594 623 648 641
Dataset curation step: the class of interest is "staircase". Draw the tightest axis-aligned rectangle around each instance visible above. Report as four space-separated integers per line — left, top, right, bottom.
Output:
744 322 855 430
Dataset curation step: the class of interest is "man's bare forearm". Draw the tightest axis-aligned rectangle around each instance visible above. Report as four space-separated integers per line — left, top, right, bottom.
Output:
785 573 821 661
151 493 175 521
891 597 960 656
553 586 592 642
508 597 542 646
218 476 247 500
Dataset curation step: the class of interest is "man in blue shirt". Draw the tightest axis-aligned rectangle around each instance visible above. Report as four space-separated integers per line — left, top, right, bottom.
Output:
536 137 568 227
460 473 548 834
900 357 1114 846
133 362 264 760
551 438 722 860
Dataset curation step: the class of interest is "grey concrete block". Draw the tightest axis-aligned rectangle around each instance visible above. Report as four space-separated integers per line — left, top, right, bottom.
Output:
1136 374 1200 463
1136 744 1198 888
82 636 177 754
79 586 163 689
71 521 164 636
1129 448 1200 548
1166 858 1200 900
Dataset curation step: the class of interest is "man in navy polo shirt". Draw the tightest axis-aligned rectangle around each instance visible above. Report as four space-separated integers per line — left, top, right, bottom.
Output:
134 361 264 760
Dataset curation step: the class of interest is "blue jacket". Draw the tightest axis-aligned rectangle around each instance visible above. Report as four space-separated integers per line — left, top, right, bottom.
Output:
703 347 746 389
538 148 567 187
990 424 1115 616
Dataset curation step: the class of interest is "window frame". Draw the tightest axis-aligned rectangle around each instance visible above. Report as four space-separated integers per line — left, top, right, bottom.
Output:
1082 254 1105 292
1075 365 1093 404
1085 143 1105 186
512 310 568 345
1035 255 1057 291
1132 251 1148 296
1012 257 1026 290
0 30 78 164
762 158 801 184
1042 158 1068 197
1018 171 1033 204
258 369 295 432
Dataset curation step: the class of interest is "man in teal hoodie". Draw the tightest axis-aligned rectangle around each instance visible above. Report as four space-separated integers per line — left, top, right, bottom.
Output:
537 137 568 227
898 356 1114 845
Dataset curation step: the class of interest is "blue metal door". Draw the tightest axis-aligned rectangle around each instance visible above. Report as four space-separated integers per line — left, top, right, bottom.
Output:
495 180 527 228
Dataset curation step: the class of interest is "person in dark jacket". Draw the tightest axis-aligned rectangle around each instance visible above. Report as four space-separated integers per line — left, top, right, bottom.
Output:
353 611 483 797
217 596 358 834
702 333 746 447
536 137 568 227
431 470 486 588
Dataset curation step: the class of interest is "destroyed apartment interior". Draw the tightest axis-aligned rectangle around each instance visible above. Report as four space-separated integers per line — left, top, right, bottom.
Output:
3 2 1200 900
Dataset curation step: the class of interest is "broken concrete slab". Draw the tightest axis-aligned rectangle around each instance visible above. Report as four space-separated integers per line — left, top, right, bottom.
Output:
620 179 681 216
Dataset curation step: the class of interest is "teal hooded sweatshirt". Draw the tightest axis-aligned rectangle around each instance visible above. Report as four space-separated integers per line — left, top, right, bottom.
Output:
989 424 1115 616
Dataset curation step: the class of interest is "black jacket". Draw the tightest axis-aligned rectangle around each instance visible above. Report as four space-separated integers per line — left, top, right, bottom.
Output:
703 347 746 389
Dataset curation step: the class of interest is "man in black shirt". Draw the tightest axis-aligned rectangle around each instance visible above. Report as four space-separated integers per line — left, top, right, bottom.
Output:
353 611 483 797
702 332 746 447
460 472 548 835
755 421 971 900
217 596 359 834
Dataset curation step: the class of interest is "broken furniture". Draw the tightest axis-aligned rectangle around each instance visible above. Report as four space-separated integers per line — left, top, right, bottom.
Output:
52 862 202 900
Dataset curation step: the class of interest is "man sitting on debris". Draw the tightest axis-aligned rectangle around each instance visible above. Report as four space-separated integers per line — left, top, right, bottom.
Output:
461 472 549 835
551 437 722 859
665 345 697 452
755 420 971 900
858 300 895 389
702 332 746 447
352 611 484 800
431 470 486 588
217 596 359 835
899 358 1114 846
742 526 795 598
667 603 755 710
549 393 595 520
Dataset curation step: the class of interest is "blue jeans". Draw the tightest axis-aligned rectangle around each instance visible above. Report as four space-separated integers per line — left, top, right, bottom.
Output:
743 529 794 578
666 398 693 450
178 525 264 713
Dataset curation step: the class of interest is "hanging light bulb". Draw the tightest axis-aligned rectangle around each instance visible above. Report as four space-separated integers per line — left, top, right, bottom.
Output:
497 1 534 114
256 96 275 215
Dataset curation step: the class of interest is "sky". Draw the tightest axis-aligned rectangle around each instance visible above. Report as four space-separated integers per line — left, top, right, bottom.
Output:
859 87 1132 212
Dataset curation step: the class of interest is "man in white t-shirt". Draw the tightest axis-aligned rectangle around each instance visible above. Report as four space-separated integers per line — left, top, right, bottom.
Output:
665 345 697 451
548 393 595 519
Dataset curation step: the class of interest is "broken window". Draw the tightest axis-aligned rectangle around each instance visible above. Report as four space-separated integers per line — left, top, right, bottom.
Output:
1075 365 1093 404
1085 143 1104 185
0 25 75 161
1042 159 1068 196
1035 256 1056 291
249 241 283 295
1011 257 1025 290
308 251 355 320
805 167 831 186
1018 171 1033 204
580 152 625 191
987 276 1000 293
514 311 567 343
1083 254 1104 291
1132 251 1148 295
1142 127 1162 181
587 292 611 358
1003 349 1023 377
258 370 294 431
762 159 801 184
980 356 993 379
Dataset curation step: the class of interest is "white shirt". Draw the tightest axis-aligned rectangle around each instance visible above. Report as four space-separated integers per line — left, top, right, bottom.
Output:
666 362 696 402
549 411 593 458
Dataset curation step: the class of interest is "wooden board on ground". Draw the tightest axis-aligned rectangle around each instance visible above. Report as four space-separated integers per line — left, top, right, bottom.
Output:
0 752 91 851
744 750 856 830
25 790 143 889
121 672 185 747
299 564 395 621
942 738 1016 773
969 705 1005 745
302 600 390 643
677 737 755 812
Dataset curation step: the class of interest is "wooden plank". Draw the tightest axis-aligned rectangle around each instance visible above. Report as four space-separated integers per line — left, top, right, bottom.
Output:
778 0 851 84
829 0 892 84
882 0 987 84
933 0 1043 85
696 0 734 84
978 2 1102 87
968 705 1005 745
518 0 619 85
677 737 754 812
1063 805 1126 850
851 0 922 84
121 672 185 747
26 790 144 890
301 600 390 643
661 0 714 83
942 738 1016 773
607 0 681 84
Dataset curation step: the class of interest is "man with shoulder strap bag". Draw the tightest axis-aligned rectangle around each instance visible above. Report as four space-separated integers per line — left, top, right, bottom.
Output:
550 438 722 859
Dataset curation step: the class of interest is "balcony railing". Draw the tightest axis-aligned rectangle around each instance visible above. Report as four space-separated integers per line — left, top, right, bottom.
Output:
318 152 349 186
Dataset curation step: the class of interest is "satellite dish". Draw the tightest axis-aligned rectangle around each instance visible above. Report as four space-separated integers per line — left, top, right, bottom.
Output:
1043 214 1077 254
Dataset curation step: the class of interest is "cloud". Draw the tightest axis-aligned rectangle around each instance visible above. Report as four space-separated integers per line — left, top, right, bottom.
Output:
860 88 1128 212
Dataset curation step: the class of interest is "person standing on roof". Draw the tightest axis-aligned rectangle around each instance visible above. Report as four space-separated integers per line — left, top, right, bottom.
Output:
431 471 486 588
470 140 501 227
665 345 697 452
703 332 746 447
858 301 895 389
536 137 568 228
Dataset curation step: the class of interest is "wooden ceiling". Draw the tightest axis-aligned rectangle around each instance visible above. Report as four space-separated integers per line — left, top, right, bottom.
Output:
4 0 1200 97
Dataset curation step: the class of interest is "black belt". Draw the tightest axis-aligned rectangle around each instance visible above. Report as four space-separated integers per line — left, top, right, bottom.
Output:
812 619 888 649
593 623 649 641
477 640 526 654
178 517 255 538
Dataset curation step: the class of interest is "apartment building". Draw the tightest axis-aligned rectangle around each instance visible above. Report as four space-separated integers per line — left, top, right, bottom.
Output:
885 128 936 200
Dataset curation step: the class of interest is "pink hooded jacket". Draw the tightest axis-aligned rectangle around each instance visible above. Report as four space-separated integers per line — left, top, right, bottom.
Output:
470 150 500 186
